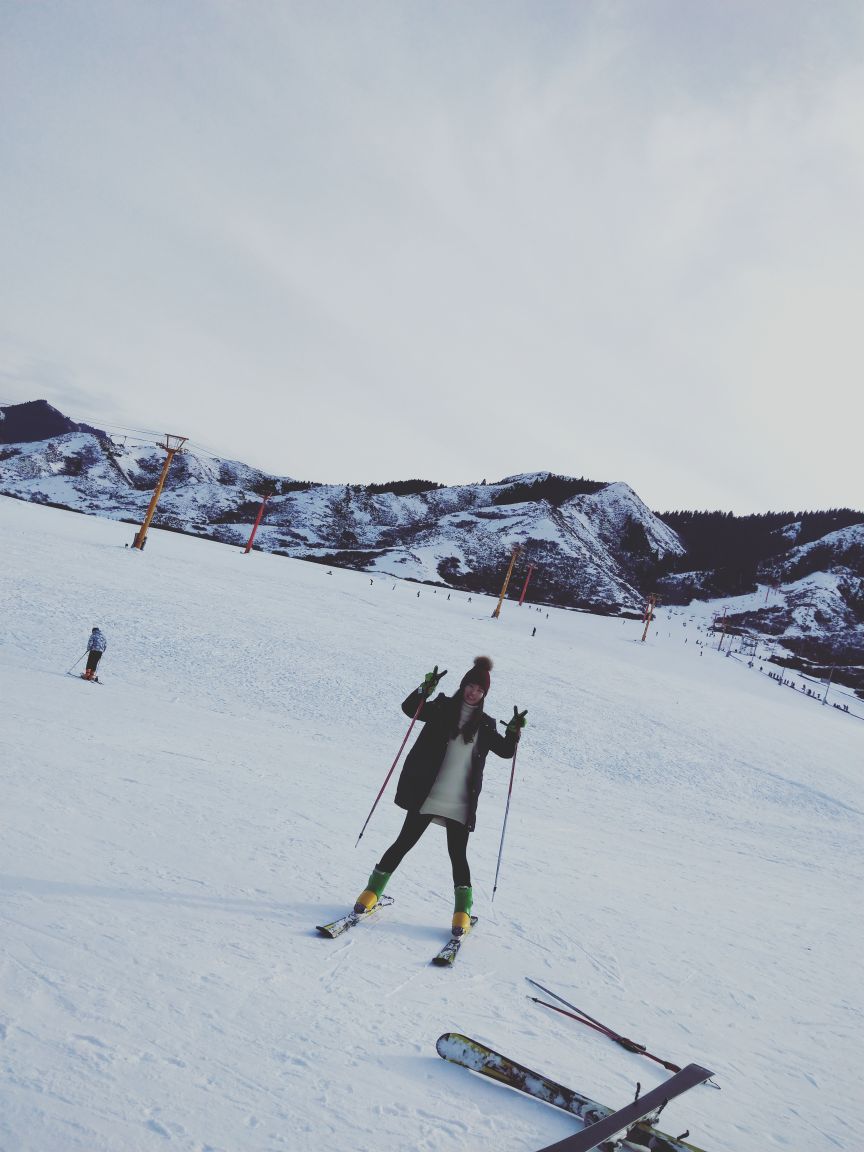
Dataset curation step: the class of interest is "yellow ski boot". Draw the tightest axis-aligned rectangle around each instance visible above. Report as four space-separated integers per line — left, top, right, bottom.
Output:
354 867 391 915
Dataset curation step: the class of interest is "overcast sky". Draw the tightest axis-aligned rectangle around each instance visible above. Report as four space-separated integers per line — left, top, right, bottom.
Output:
2 1 862 513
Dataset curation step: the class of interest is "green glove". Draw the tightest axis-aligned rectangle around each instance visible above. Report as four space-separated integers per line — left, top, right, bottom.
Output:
420 665 447 697
506 706 527 736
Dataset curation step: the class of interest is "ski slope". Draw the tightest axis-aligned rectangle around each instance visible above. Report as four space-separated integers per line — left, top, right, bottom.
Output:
1 494 861 1152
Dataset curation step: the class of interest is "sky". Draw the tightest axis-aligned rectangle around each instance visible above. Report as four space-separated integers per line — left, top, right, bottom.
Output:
1 0 863 513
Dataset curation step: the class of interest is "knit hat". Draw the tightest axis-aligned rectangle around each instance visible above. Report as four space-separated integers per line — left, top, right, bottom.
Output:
460 655 493 696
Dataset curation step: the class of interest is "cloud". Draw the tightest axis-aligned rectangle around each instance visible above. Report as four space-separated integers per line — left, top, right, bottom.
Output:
1 1 862 510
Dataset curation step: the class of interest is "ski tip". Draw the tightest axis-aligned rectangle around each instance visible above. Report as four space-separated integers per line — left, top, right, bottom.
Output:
435 1033 474 1058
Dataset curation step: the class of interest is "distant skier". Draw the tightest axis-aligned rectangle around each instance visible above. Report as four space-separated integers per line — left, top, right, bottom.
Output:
532 626 536 637
353 656 526 936
83 627 107 680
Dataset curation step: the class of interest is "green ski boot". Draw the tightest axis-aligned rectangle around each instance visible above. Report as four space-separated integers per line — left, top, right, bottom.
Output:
354 867 391 914
452 885 473 936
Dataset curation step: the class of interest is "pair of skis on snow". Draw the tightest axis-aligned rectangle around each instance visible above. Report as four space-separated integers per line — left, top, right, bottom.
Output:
315 896 477 966
437 1032 713 1152
316 903 714 1149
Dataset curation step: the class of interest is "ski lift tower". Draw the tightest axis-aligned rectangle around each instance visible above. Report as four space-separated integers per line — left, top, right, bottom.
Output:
131 434 188 550
713 605 730 650
492 545 522 619
640 593 658 642
740 634 759 661
243 483 277 554
518 563 536 606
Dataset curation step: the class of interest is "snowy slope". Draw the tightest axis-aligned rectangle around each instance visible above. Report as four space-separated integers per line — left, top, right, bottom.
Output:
781 522 864 573
0 432 277 532
1 495 862 1152
673 568 864 667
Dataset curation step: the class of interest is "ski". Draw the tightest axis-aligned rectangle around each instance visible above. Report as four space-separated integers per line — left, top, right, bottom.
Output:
432 916 478 966
436 1033 710 1152
68 672 101 684
315 895 394 938
536 1062 713 1152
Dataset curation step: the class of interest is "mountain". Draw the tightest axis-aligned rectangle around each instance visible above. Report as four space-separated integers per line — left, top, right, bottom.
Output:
0 403 683 614
0 398 102 443
655 513 864 679
1 400 862 683
705 524 864 668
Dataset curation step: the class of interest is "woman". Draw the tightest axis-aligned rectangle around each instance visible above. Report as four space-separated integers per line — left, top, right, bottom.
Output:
355 656 526 935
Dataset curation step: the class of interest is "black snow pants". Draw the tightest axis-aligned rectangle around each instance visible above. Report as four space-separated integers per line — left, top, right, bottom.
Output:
377 811 471 887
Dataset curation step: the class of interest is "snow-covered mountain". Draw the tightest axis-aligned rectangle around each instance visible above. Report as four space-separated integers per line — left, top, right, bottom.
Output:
0 402 683 615
724 526 864 665
2 400 862 677
655 521 864 678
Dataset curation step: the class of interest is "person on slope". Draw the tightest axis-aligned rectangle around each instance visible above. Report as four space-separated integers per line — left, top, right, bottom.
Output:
354 656 526 936
83 627 107 680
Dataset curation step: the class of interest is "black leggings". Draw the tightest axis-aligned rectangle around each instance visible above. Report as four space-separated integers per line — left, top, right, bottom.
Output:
86 651 102 674
378 811 471 888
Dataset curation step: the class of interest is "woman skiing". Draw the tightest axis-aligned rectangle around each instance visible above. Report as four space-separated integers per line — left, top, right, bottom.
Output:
355 656 526 936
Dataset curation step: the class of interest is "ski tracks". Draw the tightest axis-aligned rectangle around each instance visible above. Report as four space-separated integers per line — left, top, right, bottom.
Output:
571 937 626 989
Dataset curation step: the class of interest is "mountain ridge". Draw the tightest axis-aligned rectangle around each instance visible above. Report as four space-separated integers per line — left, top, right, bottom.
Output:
1 400 862 682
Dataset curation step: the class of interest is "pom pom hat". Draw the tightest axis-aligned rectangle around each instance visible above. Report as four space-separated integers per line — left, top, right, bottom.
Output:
459 655 493 696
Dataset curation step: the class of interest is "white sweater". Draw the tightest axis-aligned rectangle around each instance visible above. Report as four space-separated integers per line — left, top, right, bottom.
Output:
419 702 477 826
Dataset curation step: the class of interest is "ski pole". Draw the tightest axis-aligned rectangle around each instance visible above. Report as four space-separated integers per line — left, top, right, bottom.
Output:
355 697 426 847
526 978 720 1086
67 651 88 674
491 743 519 901
529 997 675 1063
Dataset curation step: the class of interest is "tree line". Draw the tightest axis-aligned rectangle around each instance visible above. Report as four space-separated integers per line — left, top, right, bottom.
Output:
657 508 863 572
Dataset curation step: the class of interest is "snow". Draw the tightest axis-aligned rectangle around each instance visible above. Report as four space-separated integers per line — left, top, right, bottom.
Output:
785 522 864 563
678 573 862 653
680 578 839 623
1 494 862 1152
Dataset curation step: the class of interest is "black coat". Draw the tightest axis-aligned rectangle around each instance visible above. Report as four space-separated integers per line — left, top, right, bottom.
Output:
394 689 517 832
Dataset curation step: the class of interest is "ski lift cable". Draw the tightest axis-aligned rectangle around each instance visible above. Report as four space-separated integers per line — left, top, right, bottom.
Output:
185 439 226 460
90 421 164 443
